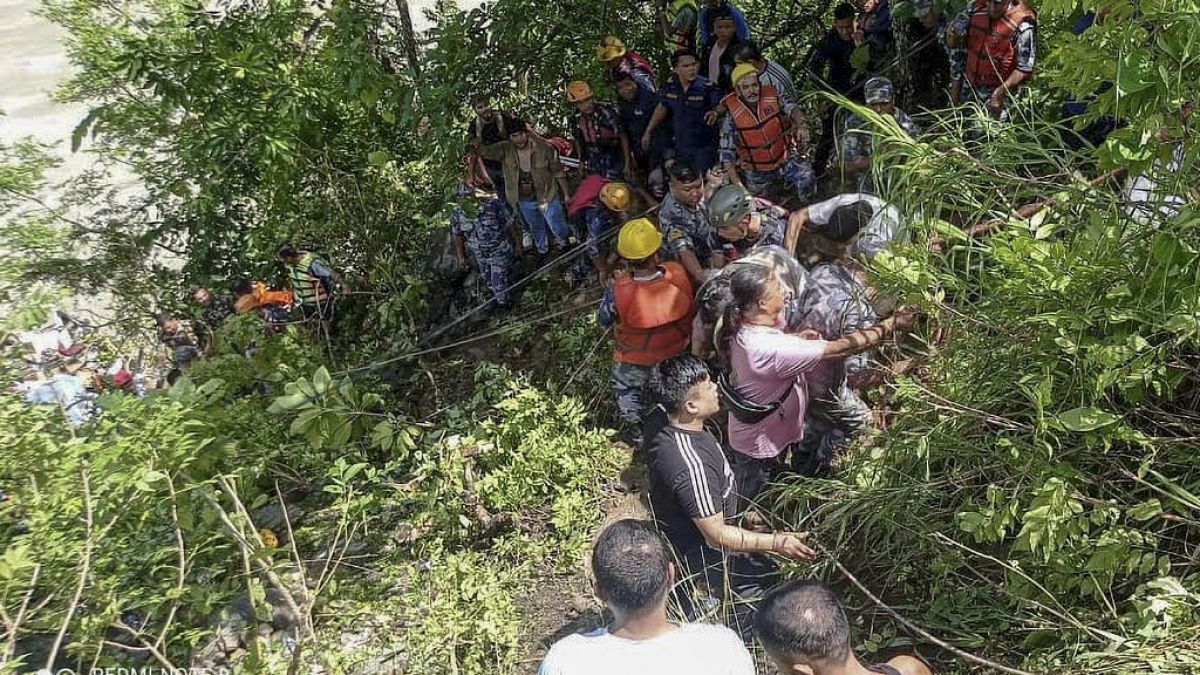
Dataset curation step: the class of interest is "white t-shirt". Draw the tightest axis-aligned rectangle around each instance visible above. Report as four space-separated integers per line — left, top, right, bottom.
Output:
538 623 756 675
807 193 905 258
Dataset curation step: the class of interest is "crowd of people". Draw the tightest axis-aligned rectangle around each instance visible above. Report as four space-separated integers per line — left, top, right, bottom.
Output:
437 1 1191 673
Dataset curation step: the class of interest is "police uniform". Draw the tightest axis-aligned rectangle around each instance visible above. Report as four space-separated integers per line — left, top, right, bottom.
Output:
717 86 814 201
571 102 627 180
840 108 920 194
658 190 713 266
450 198 516 307
789 260 874 471
659 75 723 174
706 201 787 263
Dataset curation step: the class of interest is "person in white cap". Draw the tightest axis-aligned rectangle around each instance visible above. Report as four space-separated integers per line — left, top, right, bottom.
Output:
837 76 919 194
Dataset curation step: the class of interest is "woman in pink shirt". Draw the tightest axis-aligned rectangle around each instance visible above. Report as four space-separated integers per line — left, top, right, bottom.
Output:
716 263 915 502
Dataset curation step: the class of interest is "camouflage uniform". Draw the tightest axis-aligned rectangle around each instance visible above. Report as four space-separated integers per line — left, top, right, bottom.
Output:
659 190 713 265
450 197 516 307
789 260 875 470
841 108 920 194
705 200 788 263
952 4 1037 122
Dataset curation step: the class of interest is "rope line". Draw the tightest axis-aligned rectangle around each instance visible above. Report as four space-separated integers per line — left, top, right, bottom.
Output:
422 202 661 345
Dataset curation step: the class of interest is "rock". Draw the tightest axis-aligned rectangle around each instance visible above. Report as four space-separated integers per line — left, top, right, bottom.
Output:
257 623 273 639
251 502 305 531
190 616 244 669
267 589 301 630
227 648 246 663
339 628 374 651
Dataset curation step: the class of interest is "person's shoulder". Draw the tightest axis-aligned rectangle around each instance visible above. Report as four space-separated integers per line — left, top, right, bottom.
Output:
539 627 611 672
887 654 934 675
674 623 754 657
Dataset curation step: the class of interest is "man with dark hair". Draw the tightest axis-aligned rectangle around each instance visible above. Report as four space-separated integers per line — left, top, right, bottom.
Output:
642 49 723 175
190 286 234 353
786 193 906 259
756 580 933 675
537 519 755 674
658 161 715 283
807 2 861 177
700 9 743 92
615 71 670 198
698 0 750 46
475 116 574 256
644 354 818 639
278 242 341 335
466 96 511 194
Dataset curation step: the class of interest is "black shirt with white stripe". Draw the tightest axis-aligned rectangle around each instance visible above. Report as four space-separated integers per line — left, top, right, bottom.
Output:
645 407 738 554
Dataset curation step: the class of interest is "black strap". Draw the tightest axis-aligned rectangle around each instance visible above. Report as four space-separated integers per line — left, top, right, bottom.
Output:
868 665 903 675
717 370 792 425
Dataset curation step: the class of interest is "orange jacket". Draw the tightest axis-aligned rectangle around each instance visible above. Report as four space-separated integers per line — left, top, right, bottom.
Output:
613 261 695 365
964 0 1037 89
235 282 294 314
722 85 790 172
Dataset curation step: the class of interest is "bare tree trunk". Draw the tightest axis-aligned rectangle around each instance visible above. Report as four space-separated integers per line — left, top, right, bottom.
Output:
395 0 422 77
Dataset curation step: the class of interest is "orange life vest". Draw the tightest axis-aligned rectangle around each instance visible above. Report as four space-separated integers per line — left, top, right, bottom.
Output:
613 261 695 365
964 0 1037 89
235 282 294 313
721 85 790 172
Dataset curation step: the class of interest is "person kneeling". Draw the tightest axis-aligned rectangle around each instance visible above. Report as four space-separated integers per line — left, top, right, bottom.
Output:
538 519 756 674
756 579 933 675
645 354 817 639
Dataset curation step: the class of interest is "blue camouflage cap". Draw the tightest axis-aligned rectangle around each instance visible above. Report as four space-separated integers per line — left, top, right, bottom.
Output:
864 77 894 104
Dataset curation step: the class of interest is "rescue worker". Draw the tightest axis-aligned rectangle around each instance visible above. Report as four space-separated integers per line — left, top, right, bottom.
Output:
597 35 658 94
278 242 340 335
658 0 699 52
789 204 877 475
706 184 792 268
615 72 670 198
642 49 723 175
698 0 750 47
467 97 512 193
565 175 627 284
475 116 574 256
806 3 860 177
854 0 894 73
450 186 520 311
733 41 798 108
699 10 742 93
599 180 650 222
786 192 907 260
839 77 920 194
566 81 634 181
190 286 234 353
659 161 714 284
598 218 696 445
913 0 966 106
947 0 1038 119
719 64 814 202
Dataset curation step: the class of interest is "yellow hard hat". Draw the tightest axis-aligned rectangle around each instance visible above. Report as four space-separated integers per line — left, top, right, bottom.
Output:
566 80 594 103
617 218 663 260
259 528 279 548
600 182 632 212
597 35 628 62
731 63 759 87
